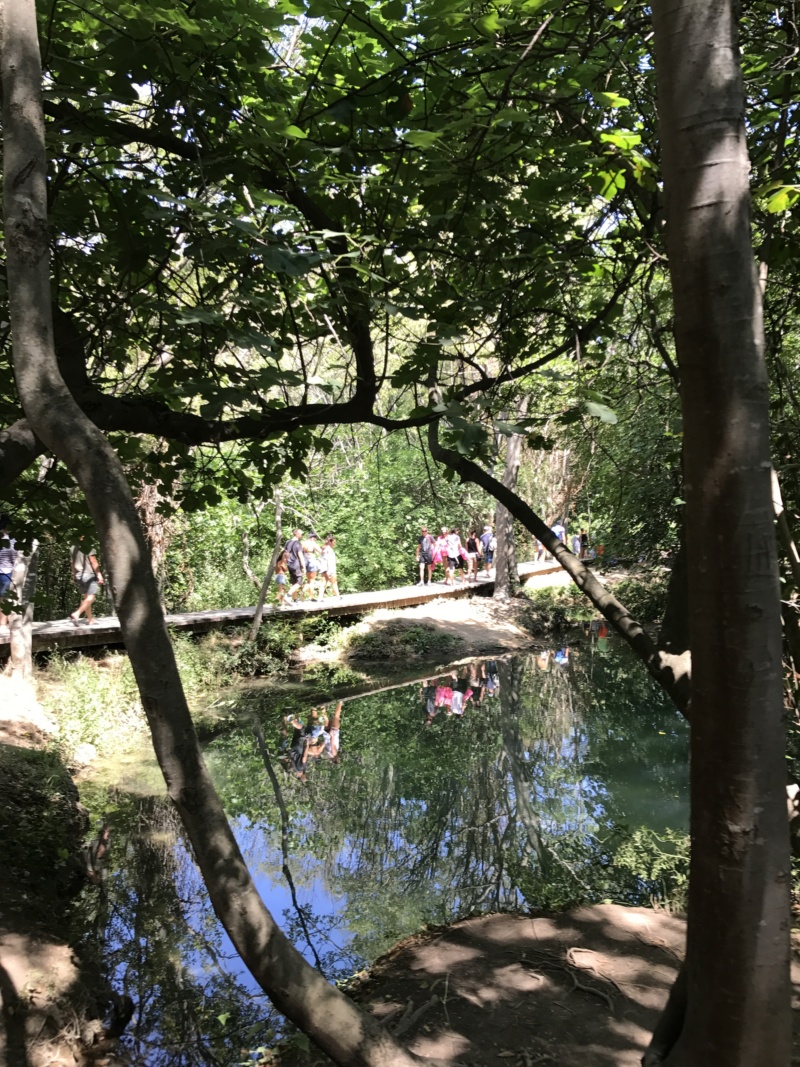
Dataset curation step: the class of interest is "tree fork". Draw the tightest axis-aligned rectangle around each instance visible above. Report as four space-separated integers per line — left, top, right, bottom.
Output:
1 4 442 1065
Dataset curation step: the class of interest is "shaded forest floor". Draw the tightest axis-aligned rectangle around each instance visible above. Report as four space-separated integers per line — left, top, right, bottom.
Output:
272 905 800 1067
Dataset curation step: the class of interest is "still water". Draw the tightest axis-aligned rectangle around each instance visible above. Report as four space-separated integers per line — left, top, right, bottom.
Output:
78 638 689 1066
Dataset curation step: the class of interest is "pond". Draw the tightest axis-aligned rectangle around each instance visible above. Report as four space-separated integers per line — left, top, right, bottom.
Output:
75 636 689 1066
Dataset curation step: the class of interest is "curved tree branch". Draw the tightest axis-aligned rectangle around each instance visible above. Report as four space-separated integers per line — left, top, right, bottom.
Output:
427 419 690 714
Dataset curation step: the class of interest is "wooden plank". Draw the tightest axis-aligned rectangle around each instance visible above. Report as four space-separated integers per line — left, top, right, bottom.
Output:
0 560 564 655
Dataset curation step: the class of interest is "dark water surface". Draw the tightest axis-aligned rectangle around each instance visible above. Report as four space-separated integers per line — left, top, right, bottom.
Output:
78 638 689 1066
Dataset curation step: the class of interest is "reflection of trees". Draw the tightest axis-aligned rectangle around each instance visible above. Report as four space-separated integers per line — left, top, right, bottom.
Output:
82 647 690 1058
201 649 688 968
299 649 688 953
81 793 279 1067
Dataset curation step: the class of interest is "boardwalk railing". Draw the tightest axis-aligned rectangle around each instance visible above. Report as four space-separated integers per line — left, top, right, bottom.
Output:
0 560 563 655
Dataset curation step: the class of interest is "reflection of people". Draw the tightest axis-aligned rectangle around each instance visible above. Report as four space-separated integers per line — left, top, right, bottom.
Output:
554 647 570 667
435 678 454 712
468 661 486 704
421 680 437 725
0 515 17 627
323 700 343 762
484 660 500 697
597 622 609 653
450 675 473 716
70 539 105 624
282 713 326 780
537 649 551 672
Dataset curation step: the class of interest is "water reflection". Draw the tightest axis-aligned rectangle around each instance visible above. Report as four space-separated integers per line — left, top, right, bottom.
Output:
83 641 689 1064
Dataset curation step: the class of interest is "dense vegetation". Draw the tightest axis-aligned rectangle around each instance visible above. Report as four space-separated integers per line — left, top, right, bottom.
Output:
2 0 798 1064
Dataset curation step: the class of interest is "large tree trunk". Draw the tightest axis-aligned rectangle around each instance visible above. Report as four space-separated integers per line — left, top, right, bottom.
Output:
647 0 791 1063
1 6 436 1066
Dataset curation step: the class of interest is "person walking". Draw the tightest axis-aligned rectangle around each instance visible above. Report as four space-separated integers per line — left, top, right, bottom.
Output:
0 515 17 627
283 529 306 603
302 531 322 599
274 550 289 606
479 525 494 576
432 527 449 583
465 529 482 583
318 534 339 600
416 525 434 586
445 528 463 586
70 538 105 624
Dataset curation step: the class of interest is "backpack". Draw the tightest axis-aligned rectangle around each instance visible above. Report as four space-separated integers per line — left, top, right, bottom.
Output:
422 534 434 554
489 536 497 552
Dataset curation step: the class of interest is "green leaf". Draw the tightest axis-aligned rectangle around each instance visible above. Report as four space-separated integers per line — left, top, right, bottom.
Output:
401 130 444 148
284 124 308 139
586 400 618 424
766 186 800 213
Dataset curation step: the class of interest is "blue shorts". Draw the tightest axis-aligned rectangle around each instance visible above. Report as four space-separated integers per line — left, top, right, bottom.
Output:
0 573 12 595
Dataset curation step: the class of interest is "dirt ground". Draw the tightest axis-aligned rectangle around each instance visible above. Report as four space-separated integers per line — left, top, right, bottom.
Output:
361 595 541 654
275 904 800 1066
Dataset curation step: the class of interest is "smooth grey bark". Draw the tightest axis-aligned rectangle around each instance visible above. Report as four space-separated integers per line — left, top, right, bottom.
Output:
1 6 438 1066
494 404 527 599
649 0 791 1063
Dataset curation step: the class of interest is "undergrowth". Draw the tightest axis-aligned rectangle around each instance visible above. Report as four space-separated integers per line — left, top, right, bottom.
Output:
345 621 464 662
36 615 354 758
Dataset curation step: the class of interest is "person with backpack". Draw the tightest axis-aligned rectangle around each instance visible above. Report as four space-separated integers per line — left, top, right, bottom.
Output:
283 528 306 603
479 525 494 577
416 525 435 585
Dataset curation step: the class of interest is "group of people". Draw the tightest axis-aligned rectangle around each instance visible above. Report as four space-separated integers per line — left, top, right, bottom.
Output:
420 659 500 724
415 524 497 587
0 515 108 628
535 521 595 562
275 529 339 607
281 701 343 780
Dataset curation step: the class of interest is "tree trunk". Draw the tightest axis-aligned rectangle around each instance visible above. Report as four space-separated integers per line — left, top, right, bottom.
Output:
1 6 437 1065
648 0 791 1062
494 403 528 599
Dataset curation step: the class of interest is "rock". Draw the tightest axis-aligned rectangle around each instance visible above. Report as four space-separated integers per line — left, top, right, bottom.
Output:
73 742 98 766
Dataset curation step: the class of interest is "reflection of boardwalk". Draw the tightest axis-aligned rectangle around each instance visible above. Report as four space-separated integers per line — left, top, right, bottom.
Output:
0 560 563 655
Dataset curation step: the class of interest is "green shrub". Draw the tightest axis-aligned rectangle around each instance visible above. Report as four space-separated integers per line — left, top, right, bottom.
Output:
612 571 669 622
345 621 464 662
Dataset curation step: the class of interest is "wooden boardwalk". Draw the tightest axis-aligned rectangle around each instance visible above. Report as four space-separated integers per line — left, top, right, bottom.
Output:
0 560 562 655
